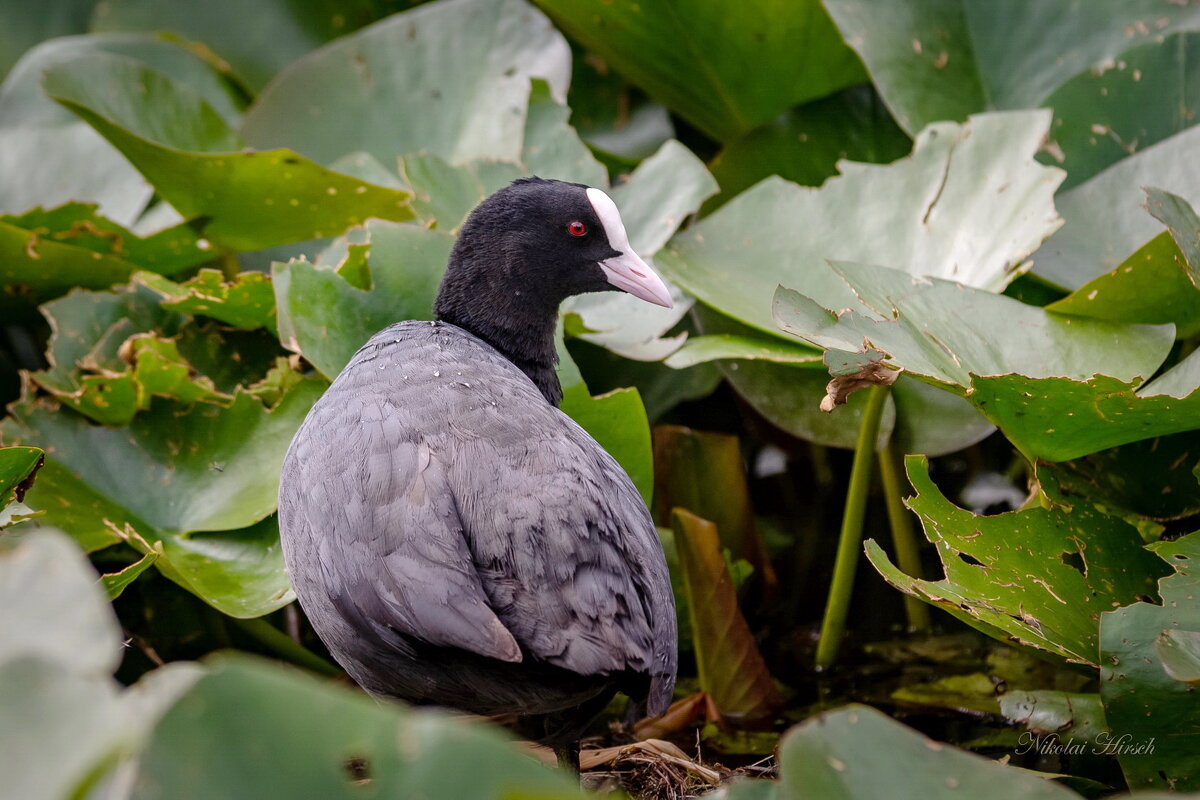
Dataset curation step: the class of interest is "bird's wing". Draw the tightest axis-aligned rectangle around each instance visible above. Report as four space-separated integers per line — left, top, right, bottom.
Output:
446 399 678 712
281 381 521 664
281 321 675 709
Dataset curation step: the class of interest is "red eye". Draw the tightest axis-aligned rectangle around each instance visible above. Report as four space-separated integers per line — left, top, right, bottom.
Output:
567 221 587 237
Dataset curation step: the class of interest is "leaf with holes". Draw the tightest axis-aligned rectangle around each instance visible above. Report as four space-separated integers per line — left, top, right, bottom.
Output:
1 381 324 616
1100 533 1200 791
865 456 1168 666
138 269 277 332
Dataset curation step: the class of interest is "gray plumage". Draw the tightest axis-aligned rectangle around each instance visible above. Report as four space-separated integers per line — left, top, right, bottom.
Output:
279 321 677 721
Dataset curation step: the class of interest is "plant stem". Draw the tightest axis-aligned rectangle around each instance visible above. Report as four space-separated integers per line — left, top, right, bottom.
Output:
815 384 889 670
232 617 342 677
219 250 239 280
877 443 932 634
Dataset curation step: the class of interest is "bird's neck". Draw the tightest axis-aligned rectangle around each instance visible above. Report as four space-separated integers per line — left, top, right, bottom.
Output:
434 289 563 407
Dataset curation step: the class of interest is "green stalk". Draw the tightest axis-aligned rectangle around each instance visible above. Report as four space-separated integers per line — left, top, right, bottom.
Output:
878 443 932 634
232 617 342 677
815 384 889 670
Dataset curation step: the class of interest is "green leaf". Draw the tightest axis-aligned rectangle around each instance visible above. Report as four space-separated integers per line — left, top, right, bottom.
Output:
560 385 653 506
706 86 911 214
969 373 1200 463
0 446 42 514
2 383 324 616
0 529 122 673
774 704 1079 799
43 53 416 251
1147 186 1200 284
1040 433 1200 526
658 111 1064 343
132 655 589 800
274 222 455 379
665 334 822 369
0 34 241 222
773 261 1174 395
90 0 389 92
0 657 127 800
241 0 571 167
671 509 780 721
1157 629 1200 685
1034 126 1200 289
653 426 777 595
1100 532 1200 791
1046 230 1200 339
1042 32 1200 190
139 269 277 331
100 546 160 600
866 456 1168 666
999 691 1107 746
824 0 1200 136
534 0 866 143
0 205 208 314
0 0 93 80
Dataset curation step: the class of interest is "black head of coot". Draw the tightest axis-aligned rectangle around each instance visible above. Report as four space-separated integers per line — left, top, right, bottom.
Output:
433 177 672 404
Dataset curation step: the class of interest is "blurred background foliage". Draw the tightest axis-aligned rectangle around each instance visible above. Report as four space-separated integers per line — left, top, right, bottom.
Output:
2 0 1200 797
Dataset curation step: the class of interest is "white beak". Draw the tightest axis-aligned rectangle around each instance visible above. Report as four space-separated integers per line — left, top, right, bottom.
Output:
586 186 674 309
599 251 674 308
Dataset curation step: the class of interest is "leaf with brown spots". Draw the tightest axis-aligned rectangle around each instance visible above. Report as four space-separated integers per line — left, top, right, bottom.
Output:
866 456 1168 666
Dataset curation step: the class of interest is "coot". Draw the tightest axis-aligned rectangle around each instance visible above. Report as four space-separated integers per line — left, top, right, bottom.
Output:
278 178 678 767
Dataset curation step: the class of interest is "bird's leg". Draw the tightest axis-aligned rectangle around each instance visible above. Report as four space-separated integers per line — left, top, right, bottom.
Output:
553 738 580 772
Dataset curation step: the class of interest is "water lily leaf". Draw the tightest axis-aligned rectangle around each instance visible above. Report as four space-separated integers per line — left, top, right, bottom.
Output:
0 33 241 223
1042 32 1200 191
138 269 277 332
91 0 389 92
824 0 1200 137
100 546 160 600
968 373 1200 463
1147 186 1200 283
1041 432 1200 527
274 221 455 379
560 385 652 505
0 0 93 80
1034 126 1200 289
1046 231 1200 339
654 426 776 596
866 456 1168 666
133 655 588 800
566 49 674 164
665 334 822 369
1000 690 1106 746
658 111 1064 344
706 86 911 214
0 446 42 514
43 53 415 251
0 529 121 672
534 0 865 143
1 382 323 616
774 704 1079 799
1100 532 1200 791
773 261 1174 395
1157 629 1200 685
241 0 571 168
671 509 780 722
